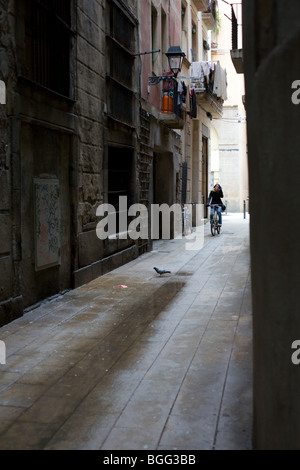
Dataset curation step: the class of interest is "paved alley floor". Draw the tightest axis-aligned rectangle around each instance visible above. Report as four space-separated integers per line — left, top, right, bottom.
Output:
0 214 252 450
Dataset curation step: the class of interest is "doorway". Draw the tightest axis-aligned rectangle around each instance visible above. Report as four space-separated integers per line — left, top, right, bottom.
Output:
153 151 175 238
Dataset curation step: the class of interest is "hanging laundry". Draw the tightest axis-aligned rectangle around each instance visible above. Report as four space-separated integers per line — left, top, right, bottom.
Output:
213 61 221 98
222 68 228 101
191 61 203 78
212 61 228 101
181 81 187 103
189 89 197 118
190 62 205 91
186 85 191 113
163 71 175 92
201 62 211 79
177 80 183 105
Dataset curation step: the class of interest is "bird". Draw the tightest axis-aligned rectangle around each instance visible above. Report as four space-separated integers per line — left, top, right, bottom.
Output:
153 267 171 275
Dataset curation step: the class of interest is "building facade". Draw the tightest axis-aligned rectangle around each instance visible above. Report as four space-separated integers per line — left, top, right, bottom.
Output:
141 0 227 224
0 0 141 326
0 0 227 326
211 0 248 213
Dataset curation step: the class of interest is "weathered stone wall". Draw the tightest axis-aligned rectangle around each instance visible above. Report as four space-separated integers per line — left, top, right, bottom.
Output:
0 1 23 325
73 0 140 287
0 1 76 319
75 0 106 280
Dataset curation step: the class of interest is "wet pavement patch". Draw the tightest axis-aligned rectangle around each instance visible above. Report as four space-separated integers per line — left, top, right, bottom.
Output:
127 281 186 320
175 272 194 276
55 280 187 365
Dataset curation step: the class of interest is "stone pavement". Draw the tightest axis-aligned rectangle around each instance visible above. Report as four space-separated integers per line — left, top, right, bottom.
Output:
0 213 252 450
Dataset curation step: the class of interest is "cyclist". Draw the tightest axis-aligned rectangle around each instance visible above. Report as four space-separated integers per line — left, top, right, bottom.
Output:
206 183 224 227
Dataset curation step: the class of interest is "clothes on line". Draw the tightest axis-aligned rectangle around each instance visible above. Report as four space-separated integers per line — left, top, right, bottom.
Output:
190 60 227 101
148 59 227 116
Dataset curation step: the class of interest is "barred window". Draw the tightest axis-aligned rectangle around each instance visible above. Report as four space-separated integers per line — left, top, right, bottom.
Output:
25 0 72 97
106 0 136 125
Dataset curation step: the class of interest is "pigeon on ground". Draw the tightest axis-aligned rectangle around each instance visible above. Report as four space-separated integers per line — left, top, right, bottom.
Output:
153 267 171 275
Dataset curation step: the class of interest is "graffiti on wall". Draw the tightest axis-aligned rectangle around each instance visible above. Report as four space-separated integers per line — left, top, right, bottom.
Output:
34 179 61 271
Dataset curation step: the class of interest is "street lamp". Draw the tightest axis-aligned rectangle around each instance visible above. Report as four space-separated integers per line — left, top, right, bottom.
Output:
165 46 185 78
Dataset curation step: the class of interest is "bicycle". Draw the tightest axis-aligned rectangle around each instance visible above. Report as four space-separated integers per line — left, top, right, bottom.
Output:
209 204 222 236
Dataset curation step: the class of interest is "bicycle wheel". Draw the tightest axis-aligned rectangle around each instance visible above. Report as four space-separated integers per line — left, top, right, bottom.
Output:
211 219 216 236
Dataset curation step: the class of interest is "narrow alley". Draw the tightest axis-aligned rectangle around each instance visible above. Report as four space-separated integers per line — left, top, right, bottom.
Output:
0 214 252 450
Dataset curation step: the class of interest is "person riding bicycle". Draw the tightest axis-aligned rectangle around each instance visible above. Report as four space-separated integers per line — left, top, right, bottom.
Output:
206 183 225 227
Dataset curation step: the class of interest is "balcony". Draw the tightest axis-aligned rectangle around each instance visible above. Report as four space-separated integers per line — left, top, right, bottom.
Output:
159 77 184 129
202 0 218 30
159 111 184 129
190 60 227 118
195 89 223 117
230 3 243 73
231 49 243 74
193 0 208 12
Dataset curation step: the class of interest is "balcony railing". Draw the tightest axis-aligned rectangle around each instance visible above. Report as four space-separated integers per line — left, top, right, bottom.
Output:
202 0 218 30
193 0 209 12
230 3 243 73
196 87 223 117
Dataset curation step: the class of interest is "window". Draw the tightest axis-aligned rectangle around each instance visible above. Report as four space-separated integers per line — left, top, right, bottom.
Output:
151 6 159 75
106 0 136 125
161 9 168 72
192 21 198 61
181 4 188 56
25 0 72 97
107 147 134 234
